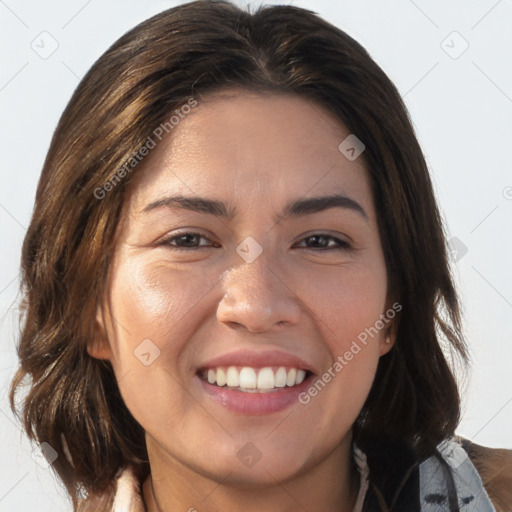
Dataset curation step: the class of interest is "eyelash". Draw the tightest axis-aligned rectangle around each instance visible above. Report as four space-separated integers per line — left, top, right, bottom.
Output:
159 232 351 251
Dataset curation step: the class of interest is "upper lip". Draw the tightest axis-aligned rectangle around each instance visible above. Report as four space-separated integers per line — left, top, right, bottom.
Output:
197 349 316 374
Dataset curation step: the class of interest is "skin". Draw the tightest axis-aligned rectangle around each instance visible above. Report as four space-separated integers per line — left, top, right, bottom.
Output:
89 90 396 512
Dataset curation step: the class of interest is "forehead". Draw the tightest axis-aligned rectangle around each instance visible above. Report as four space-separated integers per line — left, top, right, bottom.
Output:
125 90 373 219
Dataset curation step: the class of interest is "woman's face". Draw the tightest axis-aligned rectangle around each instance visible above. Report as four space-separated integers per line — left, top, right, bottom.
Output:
90 90 394 488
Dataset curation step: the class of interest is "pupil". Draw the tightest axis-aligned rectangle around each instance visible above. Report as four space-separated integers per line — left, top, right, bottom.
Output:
181 234 197 246
311 235 325 247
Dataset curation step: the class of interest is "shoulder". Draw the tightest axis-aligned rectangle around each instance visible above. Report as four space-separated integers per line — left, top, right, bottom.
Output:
457 436 512 512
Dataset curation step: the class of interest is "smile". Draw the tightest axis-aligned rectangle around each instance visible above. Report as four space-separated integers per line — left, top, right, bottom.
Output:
198 366 310 392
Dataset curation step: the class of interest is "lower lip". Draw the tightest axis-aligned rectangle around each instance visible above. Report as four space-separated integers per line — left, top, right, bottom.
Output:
197 374 313 415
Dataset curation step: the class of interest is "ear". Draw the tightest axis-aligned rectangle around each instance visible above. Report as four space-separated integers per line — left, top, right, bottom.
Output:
379 327 396 356
379 299 401 356
87 305 113 360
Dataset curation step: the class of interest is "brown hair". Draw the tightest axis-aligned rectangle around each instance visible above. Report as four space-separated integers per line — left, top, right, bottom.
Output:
10 1 468 509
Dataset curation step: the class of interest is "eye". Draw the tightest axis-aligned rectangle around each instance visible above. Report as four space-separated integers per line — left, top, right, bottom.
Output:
158 232 351 252
159 232 217 250
295 233 351 251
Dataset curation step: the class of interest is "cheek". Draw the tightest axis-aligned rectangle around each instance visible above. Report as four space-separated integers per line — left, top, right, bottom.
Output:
297 262 387 403
301 261 388 344
104 261 218 429
106 259 220 378
112 260 215 336
296 277 384 439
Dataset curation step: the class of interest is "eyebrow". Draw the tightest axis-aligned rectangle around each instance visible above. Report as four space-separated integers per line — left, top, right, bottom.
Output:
142 193 368 223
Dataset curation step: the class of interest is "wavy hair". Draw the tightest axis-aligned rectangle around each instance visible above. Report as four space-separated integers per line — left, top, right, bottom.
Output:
10 1 468 510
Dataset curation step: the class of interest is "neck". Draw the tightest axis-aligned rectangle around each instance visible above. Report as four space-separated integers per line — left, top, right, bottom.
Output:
142 435 359 512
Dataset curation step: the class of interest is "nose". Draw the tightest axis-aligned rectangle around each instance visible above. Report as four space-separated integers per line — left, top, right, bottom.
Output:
216 256 301 333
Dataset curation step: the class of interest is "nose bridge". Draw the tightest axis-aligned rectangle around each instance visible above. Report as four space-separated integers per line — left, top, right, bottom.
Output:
217 252 300 332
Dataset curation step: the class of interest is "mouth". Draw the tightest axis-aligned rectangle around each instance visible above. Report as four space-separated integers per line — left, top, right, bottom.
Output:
197 365 314 393
194 349 317 414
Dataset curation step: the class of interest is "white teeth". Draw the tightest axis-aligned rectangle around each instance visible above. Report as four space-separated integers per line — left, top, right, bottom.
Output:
274 367 287 387
226 366 239 387
239 367 257 389
286 368 297 387
257 367 275 390
216 368 227 387
203 366 309 391
296 369 306 385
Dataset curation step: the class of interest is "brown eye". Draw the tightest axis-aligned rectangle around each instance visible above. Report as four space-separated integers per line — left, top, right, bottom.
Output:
161 232 217 250
297 234 351 250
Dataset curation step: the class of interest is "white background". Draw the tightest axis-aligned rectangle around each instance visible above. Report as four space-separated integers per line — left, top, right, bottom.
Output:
1 0 511 510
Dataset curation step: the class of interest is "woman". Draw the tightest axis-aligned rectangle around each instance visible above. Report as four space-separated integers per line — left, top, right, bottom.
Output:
10 1 511 511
